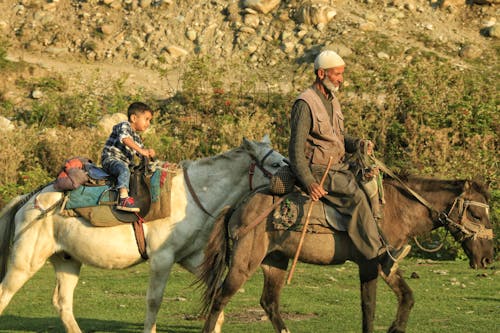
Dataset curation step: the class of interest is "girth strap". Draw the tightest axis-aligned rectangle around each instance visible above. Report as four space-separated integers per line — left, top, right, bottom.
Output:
133 213 148 260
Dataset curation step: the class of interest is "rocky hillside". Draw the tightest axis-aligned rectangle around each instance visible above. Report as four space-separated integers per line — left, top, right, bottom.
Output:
1 0 498 102
0 0 498 214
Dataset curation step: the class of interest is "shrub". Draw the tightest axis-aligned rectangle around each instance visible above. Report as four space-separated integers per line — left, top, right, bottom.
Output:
35 127 105 176
0 40 497 263
0 126 41 204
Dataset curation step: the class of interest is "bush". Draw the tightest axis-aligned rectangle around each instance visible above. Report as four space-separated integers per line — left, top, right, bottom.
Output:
0 43 497 263
0 126 44 204
35 127 105 176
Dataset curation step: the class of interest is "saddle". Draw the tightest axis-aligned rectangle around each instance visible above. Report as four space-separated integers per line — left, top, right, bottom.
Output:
269 189 347 234
268 155 384 234
65 161 178 225
70 163 151 224
58 160 178 260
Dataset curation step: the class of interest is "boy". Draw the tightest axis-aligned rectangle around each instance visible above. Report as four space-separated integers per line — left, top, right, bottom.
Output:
101 102 156 212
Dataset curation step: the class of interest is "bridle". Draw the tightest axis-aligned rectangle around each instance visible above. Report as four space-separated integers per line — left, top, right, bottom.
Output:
437 196 493 241
248 149 275 191
371 156 494 243
184 149 278 218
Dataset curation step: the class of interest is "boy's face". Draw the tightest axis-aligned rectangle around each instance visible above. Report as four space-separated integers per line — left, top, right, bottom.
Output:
130 110 153 132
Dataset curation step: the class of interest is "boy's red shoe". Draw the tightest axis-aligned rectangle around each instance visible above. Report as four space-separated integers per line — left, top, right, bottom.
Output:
117 197 140 212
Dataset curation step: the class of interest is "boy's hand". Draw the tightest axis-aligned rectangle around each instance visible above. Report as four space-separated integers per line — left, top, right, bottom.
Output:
140 148 156 158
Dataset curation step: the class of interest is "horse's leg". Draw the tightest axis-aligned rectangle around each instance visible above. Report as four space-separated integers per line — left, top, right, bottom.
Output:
359 259 379 333
203 235 268 333
179 251 225 333
143 254 175 333
260 252 290 333
381 268 414 333
0 225 54 315
49 253 83 333
0 256 48 315
202 263 255 333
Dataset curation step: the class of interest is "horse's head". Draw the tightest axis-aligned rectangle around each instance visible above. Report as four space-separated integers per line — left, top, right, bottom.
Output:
241 135 288 190
445 180 494 269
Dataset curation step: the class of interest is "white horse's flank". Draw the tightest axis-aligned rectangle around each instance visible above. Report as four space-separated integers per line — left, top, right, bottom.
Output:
0 137 286 333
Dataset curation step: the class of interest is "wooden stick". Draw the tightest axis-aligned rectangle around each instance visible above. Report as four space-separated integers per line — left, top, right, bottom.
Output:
287 156 333 285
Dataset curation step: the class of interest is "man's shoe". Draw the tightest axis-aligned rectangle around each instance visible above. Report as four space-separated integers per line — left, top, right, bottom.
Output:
380 244 411 277
117 197 140 212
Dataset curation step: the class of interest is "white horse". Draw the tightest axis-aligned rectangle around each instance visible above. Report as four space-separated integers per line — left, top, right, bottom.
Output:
0 136 287 333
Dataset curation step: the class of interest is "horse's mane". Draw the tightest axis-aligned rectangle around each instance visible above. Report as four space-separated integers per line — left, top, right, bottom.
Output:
180 146 247 170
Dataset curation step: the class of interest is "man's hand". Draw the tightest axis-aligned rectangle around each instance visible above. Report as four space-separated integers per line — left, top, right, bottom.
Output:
359 140 374 155
307 182 327 201
363 166 379 180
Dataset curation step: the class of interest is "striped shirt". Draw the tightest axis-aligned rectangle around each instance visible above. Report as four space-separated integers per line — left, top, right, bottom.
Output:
101 121 144 166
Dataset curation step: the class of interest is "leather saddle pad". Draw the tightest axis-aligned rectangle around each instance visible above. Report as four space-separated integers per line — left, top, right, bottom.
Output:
269 190 347 234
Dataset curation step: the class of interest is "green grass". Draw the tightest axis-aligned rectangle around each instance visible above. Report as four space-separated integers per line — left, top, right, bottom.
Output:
0 258 498 333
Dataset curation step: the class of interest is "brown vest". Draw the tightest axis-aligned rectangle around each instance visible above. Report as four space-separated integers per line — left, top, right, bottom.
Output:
296 87 345 166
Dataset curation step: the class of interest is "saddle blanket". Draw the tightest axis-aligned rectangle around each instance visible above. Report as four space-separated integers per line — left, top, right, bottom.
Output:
65 167 164 209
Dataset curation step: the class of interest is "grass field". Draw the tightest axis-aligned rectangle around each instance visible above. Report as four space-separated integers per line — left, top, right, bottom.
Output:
0 258 498 333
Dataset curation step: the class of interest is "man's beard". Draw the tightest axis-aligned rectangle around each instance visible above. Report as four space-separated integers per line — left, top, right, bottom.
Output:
322 76 339 93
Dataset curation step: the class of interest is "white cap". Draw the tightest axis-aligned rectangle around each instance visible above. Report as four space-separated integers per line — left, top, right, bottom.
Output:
314 50 345 70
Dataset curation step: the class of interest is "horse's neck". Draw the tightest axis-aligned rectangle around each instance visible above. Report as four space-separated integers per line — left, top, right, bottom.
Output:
186 155 252 213
381 180 458 242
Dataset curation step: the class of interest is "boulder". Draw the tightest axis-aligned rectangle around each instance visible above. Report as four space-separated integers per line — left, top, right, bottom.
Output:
295 1 336 26
98 113 128 135
488 24 500 38
243 0 281 14
0 116 14 132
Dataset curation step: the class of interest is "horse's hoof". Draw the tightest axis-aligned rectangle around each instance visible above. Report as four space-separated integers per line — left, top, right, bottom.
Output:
387 324 405 333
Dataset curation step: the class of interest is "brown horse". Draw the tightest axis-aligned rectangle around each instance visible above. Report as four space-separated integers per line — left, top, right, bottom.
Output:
199 176 494 333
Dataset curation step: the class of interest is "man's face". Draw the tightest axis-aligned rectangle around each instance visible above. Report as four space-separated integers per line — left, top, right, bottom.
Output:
320 66 345 93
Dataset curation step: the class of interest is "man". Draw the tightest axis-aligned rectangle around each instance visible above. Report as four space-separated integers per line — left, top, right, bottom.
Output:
288 50 410 276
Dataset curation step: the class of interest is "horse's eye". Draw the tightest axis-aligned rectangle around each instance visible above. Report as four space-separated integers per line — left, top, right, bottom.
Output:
468 211 481 222
271 162 281 168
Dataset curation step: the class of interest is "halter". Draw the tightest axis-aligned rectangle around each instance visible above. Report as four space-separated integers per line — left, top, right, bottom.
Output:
437 196 493 241
185 149 277 217
248 149 275 191
370 156 494 243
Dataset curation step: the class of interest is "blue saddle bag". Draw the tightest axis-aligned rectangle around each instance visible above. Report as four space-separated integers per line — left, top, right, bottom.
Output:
66 185 117 209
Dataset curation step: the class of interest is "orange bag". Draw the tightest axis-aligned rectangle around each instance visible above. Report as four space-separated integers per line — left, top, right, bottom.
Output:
54 157 91 191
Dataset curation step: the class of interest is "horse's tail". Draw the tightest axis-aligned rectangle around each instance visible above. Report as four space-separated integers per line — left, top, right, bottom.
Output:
198 206 233 316
0 194 30 281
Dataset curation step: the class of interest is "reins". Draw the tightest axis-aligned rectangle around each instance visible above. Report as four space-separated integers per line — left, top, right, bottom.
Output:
370 156 493 243
249 149 274 191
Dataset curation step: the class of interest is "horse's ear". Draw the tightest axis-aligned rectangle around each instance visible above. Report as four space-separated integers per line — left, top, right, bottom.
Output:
242 137 255 152
261 134 271 145
464 180 471 192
